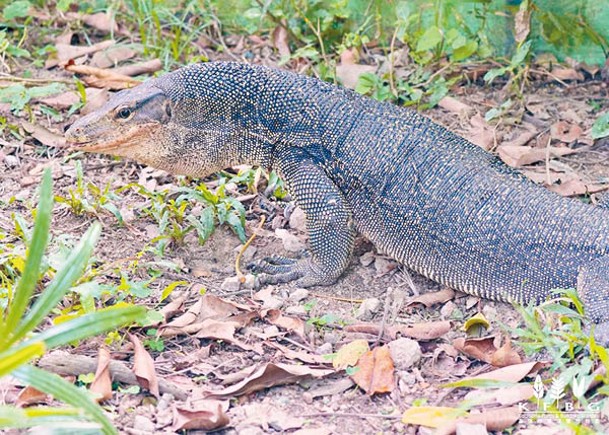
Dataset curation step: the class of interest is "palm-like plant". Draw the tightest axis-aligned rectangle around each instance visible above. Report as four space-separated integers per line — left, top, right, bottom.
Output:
0 170 146 434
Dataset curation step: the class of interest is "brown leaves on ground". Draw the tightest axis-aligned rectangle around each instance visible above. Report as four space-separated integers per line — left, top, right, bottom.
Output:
130 333 160 398
351 345 395 395
203 363 333 400
90 348 113 402
336 49 376 89
171 400 230 432
453 336 522 367
64 63 140 90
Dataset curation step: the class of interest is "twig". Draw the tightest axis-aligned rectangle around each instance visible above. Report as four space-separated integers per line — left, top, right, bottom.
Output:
301 412 400 420
235 215 266 279
0 74 72 85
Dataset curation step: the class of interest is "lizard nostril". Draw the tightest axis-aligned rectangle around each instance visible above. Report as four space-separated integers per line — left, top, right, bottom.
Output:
63 123 73 133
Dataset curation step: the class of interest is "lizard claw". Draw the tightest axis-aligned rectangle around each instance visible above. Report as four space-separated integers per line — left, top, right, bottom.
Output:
249 255 338 288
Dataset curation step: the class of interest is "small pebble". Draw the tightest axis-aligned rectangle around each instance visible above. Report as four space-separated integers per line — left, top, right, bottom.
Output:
221 276 241 292
356 297 381 320
388 338 422 370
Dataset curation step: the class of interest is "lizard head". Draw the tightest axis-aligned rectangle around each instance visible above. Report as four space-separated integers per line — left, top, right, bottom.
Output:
65 81 178 169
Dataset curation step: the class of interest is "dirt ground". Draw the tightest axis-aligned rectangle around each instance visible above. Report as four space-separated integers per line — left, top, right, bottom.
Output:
2 37 609 434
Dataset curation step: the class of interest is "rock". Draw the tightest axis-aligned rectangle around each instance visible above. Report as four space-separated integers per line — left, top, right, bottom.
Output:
221 276 241 292
440 300 456 318
275 228 306 252
356 298 381 320
316 342 333 355
132 415 155 433
388 338 422 370
360 251 375 266
374 257 396 275
289 288 309 302
4 154 19 168
289 207 307 232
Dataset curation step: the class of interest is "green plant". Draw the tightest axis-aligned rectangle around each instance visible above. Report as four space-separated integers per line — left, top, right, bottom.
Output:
591 112 609 140
484 40 532 88
0 170 146 434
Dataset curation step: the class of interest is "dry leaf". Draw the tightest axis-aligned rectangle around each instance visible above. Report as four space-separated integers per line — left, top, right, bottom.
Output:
490 339 522 367
204 363 333 399
90 348 113 403
265 309 306 340
389 320 452 340
157 294 188 324
497 144 577 167
171 400 229 431
91 46 137 69
336 49 376 89
502 129 537 148
65 63 140 90
271 25 291 58
551 67 584 81
21 121 66 148
548 178 608 197
464 384 534 407
438 96 472 114
265 341 328 365
129 333 160 398
81 88 110 115
112 59 163 77
401 406 465 428
333 339 369 370
466 361 549 383
81 12 118 34
462 313 490 335
16 385 49 407
453 336 521 367
466 114 494 150
550 120 582 143
408 288 455 308
514 3 531 43
46 40 115 68
436 406 521 434
351 345 395 395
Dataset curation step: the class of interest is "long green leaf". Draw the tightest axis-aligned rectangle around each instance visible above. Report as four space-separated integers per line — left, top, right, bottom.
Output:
10 223 102 345
2 170 53 343
22 305 146 349
11 365 116 435
0 405 88 430
0 342 45 378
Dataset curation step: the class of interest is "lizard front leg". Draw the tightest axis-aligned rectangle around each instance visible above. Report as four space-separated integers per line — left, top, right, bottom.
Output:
251 158 356 287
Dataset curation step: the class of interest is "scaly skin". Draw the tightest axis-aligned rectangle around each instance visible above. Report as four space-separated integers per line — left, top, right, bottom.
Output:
65 62 609 340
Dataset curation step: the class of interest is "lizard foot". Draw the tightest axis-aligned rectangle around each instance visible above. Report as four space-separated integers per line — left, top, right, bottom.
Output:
249 255 338 288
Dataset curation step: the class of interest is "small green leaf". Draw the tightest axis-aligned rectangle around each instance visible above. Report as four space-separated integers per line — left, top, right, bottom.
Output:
416 26 443 52
160 281 187 302
0 342 45 378
3 0 31 19
591 112 609 139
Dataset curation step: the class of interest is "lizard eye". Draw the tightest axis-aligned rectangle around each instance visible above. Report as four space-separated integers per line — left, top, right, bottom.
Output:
116 107 133 119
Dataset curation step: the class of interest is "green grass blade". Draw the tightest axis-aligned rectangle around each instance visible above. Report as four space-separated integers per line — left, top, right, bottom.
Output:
2 170 53 342
10 223 102 345
23 305 146 349
11 365 117 435
0 405 90 430
0 342 45 378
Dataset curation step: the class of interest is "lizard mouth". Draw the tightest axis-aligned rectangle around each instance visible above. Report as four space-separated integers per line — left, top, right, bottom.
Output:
66 138 124 153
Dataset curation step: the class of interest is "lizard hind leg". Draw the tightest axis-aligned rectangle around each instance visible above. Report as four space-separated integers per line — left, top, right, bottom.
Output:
577 257 609 346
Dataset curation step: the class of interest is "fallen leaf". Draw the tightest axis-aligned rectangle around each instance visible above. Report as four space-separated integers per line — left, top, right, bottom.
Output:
91 46 137 69
466 361 549 383
514 2 531 43
264 341 328 365
271 25 291 58
351 345 395 395
401 406 465 428
336 49 376 89
65 63 140 90
157 294 188 324
129 333 159 398
204 363 333 399
438 96 472 114
464 384 534 406
16 385 49 407
265 309 306 340
21 121 66 148
90 348 113 403
453 336 521 367
333 339 369 370
46 40 115 68
81 12 119 34
80 88 110 115
497 144 577 167
550 67 584 81
466 114 494 150
171 400 229 431
112 59 163 77
193 318 262 353
548 178 608 197
501 129 537 148
389 320 452 340
550 120 582 143
436 406 521 434
408 288 455 308
305 378 355 400
490 339 522 367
